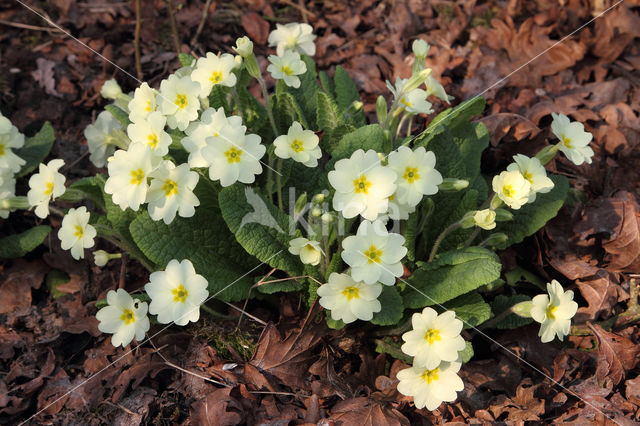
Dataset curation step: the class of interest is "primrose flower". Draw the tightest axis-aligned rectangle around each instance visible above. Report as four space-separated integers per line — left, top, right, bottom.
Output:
191 52 238 97
84 110 123 168
201 125 266 187
329 149 397 221
158 75 201 131
104 143 158 211
387 146 443 207
0 114 26 174
425 74 451 104
233 36 254 58
147 161 200 224
273 121 322 167
27 159 66 219
531 280 578 343
96 289 150 347
401 308 466 369
396 359 464 411
128 82 158 123
58 206 96 260
268 22 316 57
317 272 382 324
288 237 323 266
100 79 123 100
387 78 433 115
473 209 496 230
551 113 594 165
492 170 531 210
506 154 554 203
341 219 407 286
126 111 172 158
182 107 244 168
145 259 209 326
0 169 16 219
267 50 307 89
386 193 416 221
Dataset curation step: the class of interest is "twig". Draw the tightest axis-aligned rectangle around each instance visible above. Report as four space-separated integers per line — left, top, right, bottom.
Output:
0 19 64 33
118 253 127 289
134 0 143 80
279 0 315 20
166 0 181 55
148 338 231 387
62 150 89 172
222 301 267 326
191 0 215 46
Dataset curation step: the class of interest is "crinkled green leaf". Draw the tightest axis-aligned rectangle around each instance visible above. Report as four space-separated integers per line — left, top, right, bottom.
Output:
329 124 385 164
285 55 318 128
404 247 502 308
15 121 55 178
490 175 569 249
334 66 366 127
0 225 51 259
442 292 492 329
178 53 196 67
130 181 256 301
460 341 474 363
371 286 404 326
275 84 309 131
218 185 303 276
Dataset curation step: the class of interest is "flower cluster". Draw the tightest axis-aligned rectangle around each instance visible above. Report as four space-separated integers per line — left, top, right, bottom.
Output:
0 113 26 218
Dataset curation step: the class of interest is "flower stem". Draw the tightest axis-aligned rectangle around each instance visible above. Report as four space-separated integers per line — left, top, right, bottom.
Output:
463 228 481 248
257 77 278 138
276 157 283 209
428 222 461 262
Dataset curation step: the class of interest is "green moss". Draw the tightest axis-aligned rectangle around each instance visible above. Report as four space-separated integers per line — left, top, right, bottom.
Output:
470 8 497 28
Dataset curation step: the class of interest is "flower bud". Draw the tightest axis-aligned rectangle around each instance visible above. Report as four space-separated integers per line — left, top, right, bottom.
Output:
412 39 430 58
376 95 388 124
494 208 513 222
312 193 325 204
100 79 122 100
438 178 469 191
402 68 432 93
243 53 261 81
473 209 496 230
460 210 476 229
311 207 322 217
93 250 110 267
483 232 508 247
294 192 308 215
511 300 535 318
535 144 560 166
321 212 334 223
490 194 504 210
233 36 254 58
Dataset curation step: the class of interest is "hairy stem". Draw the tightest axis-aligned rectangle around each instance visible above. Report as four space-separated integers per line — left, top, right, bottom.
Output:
428 222 461 262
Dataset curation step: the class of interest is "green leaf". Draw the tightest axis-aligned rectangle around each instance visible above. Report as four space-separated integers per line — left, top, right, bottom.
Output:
334 66 366 127
491 175 569 249
256 277 304 294
130 181 257 301
460 341 474 363
104 104 130 127
58 176 105 208
209 85 231 115
179 53 196 67
329 124 385 164
404 247 502 308
237 86 269 136
490 294 534 329
218 185 303 276
316 91 341 132
285 55 318 128
15 121 55 178
275 85 309 130
416 97 485 146
46 270 70 299
375 337 412 363
441 292 492 329
319 71 335 97
371 286 404 326
0 225 51 259
326 311 346 330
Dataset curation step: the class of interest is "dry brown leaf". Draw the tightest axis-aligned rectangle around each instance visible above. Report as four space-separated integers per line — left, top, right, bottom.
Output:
0 260 48 315
190 388 244 426
241 12 270 45
587 323 639 386
480 113 541 146
327 397 409 425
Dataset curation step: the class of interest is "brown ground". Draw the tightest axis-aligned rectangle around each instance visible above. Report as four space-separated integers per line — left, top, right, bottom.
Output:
1 0 640 424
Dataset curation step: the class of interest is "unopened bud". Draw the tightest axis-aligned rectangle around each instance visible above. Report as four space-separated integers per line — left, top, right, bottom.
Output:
402 68 432 93
412 39 430 58
376 95 388 124
483 232 508 247
101 79 122 99
312 193 325 204
233 36 254 58
438 178 469 191
473 209 496 230
321 212 334 223
311 207 322 217
460 211 476 229
511 301 534 318
535 144 560 166
93 250 122 267
495 208 513 222
294 192 308 215
244 53 261 81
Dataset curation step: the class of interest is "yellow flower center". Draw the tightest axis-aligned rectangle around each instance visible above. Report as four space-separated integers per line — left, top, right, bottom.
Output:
561 134 572 148
175 93 188 109
145 101 152 112
210 70 223 84
400 97 412 108
147 133 159 149
502 185 514 198
162 179 178 197
389 193 395 201
290 139 304 153
341 286 360 301
130 168 146 185
286 35 298 47
0 144 5 156
420 368 440 384
281 65 294 76
172 284 188 303
523 171 533 183
364 245 383 264
546 304 558 320
424 328 441 344
44 181 54 196
74 225 84 238
403 167 420 183
224 147 243 163
120 308 135 325
353 175 371 194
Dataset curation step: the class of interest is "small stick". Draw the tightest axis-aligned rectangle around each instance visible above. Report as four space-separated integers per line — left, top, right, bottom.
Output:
134 0 143 80
0 19 64 33
166 0 181 55
191 0 214 46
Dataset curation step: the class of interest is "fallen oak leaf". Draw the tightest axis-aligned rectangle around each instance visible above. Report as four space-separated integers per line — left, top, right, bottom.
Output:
587 323 639 386
327 397 410 425
190 387 244 426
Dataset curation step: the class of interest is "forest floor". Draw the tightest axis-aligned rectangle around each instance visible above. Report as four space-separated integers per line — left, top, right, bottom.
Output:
1 0 640 424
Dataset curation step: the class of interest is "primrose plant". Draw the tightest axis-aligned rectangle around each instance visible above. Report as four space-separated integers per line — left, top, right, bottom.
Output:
0 23 593 411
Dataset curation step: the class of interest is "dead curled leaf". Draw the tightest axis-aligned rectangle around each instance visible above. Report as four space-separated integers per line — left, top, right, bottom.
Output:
326 397 410 425
587 323 639 386
190 388 244 426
